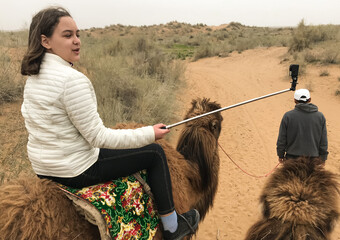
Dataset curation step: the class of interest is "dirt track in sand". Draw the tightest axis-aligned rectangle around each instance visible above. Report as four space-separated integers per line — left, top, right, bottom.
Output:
170 47 340 240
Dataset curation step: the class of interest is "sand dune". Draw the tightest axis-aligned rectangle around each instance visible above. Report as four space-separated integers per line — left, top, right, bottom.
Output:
169 47 340 240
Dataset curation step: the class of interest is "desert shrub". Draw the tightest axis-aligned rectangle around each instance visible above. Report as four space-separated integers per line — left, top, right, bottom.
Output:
229 22 244 30
193 43 215 60
105 40 124 56
133 37 150 52
320 49 339 64
293 39 340 65
77 35 184 126
0 31 28 48
303 50 319 63
289 20 312 52
214 31 229 41
235 38 257 53
192 40 230 61
289 20 339 52
319 70 330 76
0 48 25 104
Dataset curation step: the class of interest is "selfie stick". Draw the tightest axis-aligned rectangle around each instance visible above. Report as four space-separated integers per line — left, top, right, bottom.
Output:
163 64 299 129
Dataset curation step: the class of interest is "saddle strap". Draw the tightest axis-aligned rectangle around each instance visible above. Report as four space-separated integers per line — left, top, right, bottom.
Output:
133 172 155 201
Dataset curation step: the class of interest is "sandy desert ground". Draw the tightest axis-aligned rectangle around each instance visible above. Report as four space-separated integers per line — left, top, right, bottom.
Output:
168 47 340 240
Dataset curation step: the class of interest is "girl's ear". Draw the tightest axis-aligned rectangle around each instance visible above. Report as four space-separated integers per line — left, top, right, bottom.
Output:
41 35 51 49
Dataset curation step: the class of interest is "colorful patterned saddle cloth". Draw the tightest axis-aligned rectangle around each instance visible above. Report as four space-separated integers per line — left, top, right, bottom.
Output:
57 171 159 240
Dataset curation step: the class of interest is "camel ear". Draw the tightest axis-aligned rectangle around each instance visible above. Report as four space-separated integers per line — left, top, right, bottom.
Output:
207 101 221 111
191 99 198 109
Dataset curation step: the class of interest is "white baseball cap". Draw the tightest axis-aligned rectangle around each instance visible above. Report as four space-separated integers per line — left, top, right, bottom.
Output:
294 89 310 102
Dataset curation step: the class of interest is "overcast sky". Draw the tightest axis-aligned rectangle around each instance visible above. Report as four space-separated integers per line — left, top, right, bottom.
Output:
1 0 340 31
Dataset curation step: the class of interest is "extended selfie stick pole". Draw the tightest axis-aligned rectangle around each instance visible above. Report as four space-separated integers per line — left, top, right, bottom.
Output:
163 64 299 129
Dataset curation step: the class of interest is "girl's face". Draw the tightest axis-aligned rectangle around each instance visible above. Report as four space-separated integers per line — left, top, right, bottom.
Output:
41 16 81 63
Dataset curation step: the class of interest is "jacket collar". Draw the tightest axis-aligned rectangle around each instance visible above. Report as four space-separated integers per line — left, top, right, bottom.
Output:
43 53 73 67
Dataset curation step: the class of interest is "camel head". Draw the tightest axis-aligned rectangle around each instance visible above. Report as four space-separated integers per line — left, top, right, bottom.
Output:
176 98 223 206
183 97 223 140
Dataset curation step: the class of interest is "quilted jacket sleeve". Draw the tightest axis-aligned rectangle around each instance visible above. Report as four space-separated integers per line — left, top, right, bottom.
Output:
63 73 155 149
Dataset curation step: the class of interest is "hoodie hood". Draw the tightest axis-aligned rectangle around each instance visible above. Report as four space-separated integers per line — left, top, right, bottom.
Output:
295 103 318 113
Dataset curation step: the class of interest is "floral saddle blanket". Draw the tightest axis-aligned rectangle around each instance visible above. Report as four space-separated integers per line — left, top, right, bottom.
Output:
57 171 159 240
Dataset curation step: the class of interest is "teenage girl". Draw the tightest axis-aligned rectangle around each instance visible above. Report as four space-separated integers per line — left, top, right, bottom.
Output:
21 6 199 240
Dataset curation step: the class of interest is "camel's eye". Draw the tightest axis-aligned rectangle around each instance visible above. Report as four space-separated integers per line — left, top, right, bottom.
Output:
210 120 221 138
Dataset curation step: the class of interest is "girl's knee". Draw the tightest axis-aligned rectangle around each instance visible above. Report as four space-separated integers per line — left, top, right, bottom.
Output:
153 143 164 152
149 143 167 161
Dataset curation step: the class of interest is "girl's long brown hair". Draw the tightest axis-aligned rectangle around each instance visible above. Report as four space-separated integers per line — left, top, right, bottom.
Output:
21 7 71 76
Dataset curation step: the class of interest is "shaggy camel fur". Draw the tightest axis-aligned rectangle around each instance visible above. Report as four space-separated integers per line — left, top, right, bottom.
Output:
0 98 223 239
0 178 100 240
245 157 340 240
175 97 222 220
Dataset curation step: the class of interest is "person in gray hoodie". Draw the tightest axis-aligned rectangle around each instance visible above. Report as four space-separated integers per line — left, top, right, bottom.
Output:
276 89 328 163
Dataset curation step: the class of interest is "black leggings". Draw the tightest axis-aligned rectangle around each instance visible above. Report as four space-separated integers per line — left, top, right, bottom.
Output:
38 143 175 215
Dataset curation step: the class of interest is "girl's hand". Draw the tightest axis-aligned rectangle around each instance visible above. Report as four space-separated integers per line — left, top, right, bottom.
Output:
153 123 170 140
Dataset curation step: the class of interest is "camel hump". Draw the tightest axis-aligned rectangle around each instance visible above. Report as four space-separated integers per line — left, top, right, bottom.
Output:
246 157 339 240
264 157 339 225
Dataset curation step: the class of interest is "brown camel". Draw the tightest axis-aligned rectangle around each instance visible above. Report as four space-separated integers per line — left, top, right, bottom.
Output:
245 157 340 240
0 97 223 239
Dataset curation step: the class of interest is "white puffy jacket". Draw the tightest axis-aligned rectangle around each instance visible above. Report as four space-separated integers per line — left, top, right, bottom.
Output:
21 53 155 177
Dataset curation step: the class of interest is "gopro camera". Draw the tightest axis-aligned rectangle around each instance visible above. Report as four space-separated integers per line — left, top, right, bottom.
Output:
289 64 299 79
289 64 299 91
